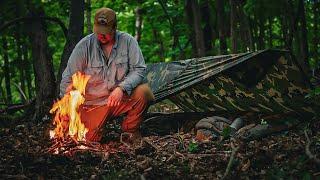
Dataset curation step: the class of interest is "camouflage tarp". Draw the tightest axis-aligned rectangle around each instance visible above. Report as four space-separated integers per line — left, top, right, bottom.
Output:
145 49 319 117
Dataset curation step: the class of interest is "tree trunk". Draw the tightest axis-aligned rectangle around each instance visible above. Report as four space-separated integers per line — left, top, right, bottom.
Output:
238 3 253 51
216 0 227 54
28 8 56 120
248 17 254 51
268 18 273 48
257 18 265 50
286 0 310 76
286 0 294 51
185 1 196 57
85 0 92 34
157 0 177 60
151 23 165 61
15 0 26 102
299 0 309 68
22 37 33 99
200 0 213 55
251 15 259 51
313 1 319 61
134 4 143 43
230 0 238 53
185 0 205 57
14 30 26 102
2 36 12 104
57 0 85 95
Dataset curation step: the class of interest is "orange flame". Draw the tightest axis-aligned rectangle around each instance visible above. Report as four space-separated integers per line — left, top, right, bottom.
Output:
49 72 90 142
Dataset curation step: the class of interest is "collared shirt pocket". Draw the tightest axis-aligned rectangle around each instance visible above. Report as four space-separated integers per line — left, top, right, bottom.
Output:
86 60 104 84
115 51 129 81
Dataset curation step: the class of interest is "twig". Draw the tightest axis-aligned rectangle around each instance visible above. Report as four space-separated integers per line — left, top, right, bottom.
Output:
143 138 159 151
0 100 34 114
153 135 173 143
12 82 27 102
175 151 185 158
304 130 320 165
222 141 239 179
186 153 228 159
120 133 134 148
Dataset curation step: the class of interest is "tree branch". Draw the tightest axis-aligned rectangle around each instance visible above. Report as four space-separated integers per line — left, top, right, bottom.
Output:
0 16 68 38
222 140 239 179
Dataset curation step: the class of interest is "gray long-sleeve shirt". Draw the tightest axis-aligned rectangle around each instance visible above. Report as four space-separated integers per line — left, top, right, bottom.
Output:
60 31 146 105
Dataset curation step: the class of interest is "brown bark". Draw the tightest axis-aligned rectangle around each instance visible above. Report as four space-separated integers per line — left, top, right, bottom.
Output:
251 15 259 51
28 6 56 119
135 5 143 42
229 0 239 53
299 0 309 67
216 0 227 54
14 30 26 102
185 0 205 57
268 18 273 48
22 37 33 99
285 0 295 51
257 18 265 50
313 1 319 61
2 36 12 104
200 0 213 55
282 0 310 78
15 1 26 102
57 0 85 95
239 3 253 51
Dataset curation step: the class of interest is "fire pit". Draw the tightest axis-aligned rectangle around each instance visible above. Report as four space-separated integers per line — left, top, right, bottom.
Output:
46 72 131 157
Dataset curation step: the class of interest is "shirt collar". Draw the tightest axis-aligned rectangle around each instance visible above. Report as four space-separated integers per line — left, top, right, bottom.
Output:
113 30 120 49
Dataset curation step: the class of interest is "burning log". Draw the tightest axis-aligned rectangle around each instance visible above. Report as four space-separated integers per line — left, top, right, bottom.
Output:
44 72 112 156
46 72 134 157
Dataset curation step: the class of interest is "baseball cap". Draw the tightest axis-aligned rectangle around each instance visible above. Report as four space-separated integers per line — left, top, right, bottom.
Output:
93 7 117 35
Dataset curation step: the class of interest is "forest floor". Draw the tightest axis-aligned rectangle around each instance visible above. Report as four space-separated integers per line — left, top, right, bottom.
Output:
0 102 319 179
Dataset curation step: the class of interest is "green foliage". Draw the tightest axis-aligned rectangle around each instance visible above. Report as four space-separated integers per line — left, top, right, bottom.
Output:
222 126 231 138
260 119 268 125
305 87 320 99
188 139 199 153
0 0 319 104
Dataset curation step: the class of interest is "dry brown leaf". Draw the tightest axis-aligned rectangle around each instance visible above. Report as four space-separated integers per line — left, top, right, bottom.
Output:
241 159 250 172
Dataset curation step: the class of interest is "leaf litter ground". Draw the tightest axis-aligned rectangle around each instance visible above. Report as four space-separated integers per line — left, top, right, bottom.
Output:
0 103 319 179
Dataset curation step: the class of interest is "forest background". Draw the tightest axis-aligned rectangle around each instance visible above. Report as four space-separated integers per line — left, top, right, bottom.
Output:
0 0 319 119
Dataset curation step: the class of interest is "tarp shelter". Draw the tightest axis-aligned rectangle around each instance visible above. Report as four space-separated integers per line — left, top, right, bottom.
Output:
145 49 319 117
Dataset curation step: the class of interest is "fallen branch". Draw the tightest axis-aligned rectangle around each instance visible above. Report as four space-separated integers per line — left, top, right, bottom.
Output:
222 141 239 179
0 100 34 114
304 130 320 165
143 138 159 151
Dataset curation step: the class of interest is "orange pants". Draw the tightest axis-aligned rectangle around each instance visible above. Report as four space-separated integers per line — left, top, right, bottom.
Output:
80 84 154 142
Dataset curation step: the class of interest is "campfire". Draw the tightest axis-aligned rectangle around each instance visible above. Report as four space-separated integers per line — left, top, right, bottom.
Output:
46 72 129 156
49 72 90 142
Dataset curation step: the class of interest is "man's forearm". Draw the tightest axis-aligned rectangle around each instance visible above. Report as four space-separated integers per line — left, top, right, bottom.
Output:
118 67 145 95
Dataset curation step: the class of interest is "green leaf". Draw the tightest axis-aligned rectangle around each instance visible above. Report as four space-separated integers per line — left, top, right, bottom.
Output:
222 126 231 138
188 140 198 153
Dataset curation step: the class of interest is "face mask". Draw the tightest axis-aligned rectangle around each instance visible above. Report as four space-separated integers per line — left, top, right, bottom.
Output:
97 33 113 44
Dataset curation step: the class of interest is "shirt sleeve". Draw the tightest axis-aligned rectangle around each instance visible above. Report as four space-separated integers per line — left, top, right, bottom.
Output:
59 43 87 97
118 37 146 95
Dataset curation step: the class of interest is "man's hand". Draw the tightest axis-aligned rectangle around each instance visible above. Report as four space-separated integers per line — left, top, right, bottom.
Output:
107 87 124 107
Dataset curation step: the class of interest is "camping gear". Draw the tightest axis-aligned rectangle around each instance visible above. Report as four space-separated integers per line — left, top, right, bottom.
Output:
145 49 319 117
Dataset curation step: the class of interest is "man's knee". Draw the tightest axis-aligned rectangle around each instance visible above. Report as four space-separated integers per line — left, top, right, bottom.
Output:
131 83 155 102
